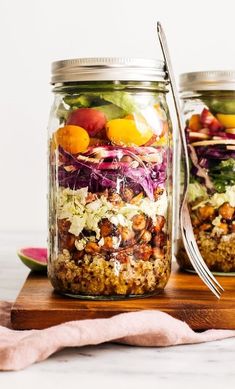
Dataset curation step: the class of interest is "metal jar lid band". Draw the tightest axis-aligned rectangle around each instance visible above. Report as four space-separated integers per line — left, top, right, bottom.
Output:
51 57 167 84
179 70 235 91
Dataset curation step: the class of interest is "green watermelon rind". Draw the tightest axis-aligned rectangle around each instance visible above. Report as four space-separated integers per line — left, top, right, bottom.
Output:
17 248 47 272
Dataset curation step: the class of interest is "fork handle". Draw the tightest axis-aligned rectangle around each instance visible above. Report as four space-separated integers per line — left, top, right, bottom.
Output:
157 22 190 190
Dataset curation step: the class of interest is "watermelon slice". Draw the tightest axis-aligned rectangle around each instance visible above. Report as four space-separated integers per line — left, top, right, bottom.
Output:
17 247 47 272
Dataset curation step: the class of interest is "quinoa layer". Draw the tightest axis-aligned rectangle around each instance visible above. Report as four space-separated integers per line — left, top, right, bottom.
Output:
177 232 235 273
48 249 171 296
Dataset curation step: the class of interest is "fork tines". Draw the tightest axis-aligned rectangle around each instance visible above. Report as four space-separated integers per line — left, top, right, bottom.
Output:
181 203 224 299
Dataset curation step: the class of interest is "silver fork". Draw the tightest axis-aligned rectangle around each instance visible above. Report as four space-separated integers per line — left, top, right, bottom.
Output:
157 22 224 298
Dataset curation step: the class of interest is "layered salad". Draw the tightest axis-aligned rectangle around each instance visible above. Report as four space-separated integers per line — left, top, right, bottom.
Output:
179 99 235 272
48 88 171 297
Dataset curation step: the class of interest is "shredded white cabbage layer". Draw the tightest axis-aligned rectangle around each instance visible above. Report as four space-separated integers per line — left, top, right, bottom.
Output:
57 186 168 238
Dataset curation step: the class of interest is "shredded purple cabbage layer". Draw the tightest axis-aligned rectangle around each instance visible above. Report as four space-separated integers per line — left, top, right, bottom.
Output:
57 145 168 200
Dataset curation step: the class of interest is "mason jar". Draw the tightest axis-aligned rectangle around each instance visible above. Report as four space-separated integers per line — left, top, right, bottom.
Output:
176 70 235 274
48 57 173 299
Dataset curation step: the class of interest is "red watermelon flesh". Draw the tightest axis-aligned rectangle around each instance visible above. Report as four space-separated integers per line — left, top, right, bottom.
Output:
17 247 47 272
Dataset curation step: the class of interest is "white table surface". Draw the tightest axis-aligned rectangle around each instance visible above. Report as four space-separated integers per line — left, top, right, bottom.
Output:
0 231 235 388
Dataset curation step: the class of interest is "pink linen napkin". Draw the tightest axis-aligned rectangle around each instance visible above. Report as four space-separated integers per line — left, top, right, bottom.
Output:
0 301 235 371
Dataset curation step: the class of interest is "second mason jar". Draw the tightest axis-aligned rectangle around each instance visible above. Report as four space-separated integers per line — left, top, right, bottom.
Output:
48 58 173 299
176 70 235 274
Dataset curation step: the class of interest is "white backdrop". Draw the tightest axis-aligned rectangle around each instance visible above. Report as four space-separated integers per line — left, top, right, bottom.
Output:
0 0 235 232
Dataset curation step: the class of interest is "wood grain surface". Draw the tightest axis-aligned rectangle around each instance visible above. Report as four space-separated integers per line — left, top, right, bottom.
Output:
11 264 235 330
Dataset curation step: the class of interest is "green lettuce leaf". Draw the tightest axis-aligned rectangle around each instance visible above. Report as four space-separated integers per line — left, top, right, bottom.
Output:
63 91 140 114
98 92 139 114
95 104 126 120
202 98 235 114
63 94 92 108
187 182 208 203
210 158 235 192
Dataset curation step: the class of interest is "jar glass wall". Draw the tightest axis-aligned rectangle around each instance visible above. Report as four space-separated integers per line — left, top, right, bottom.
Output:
176 71 235 274
48 58 173 299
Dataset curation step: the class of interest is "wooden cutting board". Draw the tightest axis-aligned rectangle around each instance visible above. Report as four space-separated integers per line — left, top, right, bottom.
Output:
11 264 235 330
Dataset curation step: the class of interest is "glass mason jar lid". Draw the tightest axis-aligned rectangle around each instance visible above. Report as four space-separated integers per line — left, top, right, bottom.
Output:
179 70 235 91
51 57 167 84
